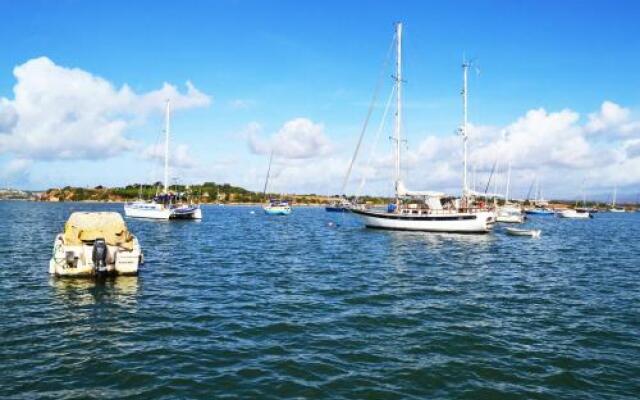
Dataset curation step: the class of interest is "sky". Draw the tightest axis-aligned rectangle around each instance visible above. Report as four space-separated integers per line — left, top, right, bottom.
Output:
1 0 639 201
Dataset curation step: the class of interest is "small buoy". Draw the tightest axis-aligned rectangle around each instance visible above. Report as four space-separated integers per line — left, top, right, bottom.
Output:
250 211 256 215
327 221 335 227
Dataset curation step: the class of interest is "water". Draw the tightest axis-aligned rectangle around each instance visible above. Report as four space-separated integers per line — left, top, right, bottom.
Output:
1 202 639 399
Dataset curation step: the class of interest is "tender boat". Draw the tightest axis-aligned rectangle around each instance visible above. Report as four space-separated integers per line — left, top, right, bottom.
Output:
49 212 143 277
351 23 495 234
124 100 202 220
505 227 541 238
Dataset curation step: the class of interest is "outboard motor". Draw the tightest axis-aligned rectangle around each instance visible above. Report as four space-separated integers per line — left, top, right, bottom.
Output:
92 238 108 275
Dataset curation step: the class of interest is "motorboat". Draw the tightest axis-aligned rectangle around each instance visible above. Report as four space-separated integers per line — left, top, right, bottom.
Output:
350 23 495 234
49 212 143 277
505 227 541 238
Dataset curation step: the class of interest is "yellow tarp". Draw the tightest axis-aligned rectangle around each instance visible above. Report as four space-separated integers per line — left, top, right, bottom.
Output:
63 212 134 250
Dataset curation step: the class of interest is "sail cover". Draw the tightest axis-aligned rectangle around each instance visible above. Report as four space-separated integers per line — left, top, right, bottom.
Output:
396 181 444 198
63 212 134 250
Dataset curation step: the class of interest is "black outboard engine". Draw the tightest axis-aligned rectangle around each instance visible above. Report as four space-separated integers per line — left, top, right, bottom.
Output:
92 238 108 275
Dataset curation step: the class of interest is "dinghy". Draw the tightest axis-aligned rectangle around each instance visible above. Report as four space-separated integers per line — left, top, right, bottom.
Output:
505 227 541 238
49 212 143 277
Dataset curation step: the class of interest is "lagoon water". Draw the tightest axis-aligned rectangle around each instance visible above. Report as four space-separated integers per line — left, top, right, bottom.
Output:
1 201 639 399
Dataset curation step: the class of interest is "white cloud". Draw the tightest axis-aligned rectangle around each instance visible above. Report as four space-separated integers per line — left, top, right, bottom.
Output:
0 57 211 161
247 117 333 159
1 158 32 184
586 100 640 136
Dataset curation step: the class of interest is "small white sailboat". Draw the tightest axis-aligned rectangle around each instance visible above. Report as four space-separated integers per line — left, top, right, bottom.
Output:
49 212 143 277
496 160 524 223
609 185 626 212
560 185 593 219
505 227 541 238
351 23 495 233
124 100 202 220
262 150 292 216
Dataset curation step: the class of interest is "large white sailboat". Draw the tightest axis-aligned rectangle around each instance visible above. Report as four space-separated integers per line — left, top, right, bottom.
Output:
124 100 202 220
351 23 495 233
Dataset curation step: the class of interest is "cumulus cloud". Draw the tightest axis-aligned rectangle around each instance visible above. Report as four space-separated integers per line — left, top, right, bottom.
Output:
586 101 640 136
0 57 211 161
247 117 333 159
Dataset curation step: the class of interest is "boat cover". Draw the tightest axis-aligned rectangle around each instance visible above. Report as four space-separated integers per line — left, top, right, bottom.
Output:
63 212 134 250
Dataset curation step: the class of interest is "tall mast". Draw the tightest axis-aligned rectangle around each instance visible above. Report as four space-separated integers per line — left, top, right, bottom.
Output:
263 150 274 198
164 99 171 194
394 22 403 200
613 185 617 207
505 161 511 202
461 60 469 197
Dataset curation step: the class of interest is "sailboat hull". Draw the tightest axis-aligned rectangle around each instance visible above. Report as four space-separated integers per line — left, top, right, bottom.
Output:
352 209 495 233
124 202 202 220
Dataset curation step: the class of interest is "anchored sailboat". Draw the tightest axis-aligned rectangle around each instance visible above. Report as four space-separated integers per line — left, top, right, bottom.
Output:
124 100 202 220
351 23 495 233
262 150 292 215
609 185 626 212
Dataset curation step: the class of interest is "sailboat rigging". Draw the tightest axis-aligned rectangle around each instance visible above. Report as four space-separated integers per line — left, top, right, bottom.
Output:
351 22 496 233
124 100 202 220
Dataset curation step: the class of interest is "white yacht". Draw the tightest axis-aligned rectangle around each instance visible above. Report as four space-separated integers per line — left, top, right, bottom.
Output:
49 212 143 277
351 23 495 233
124 100 202 220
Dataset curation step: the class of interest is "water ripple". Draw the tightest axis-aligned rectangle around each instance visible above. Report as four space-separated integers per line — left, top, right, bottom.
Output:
1 202 639 399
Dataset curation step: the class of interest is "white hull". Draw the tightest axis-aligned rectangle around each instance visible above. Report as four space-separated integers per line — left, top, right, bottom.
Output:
496 214 524 223
49 234 143 277
559 210 591 219
609 208 626 213
263 205 292 215
352 209 495 233
124 202 202 220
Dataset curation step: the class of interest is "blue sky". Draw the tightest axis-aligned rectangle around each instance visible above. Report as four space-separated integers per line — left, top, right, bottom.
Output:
1 1 639 200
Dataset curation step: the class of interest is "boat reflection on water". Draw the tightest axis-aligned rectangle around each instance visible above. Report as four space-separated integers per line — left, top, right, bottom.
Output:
49 276 140 306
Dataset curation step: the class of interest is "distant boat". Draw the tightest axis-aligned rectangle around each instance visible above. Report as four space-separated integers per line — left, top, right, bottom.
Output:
560 183 592 219
559 209 592 219
325 198 352 212
124 100 202 220
609 185 626 212
525 177 554 215
263 199 292 215
351 23 495 233
261 150 292 216
496 161 524 223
